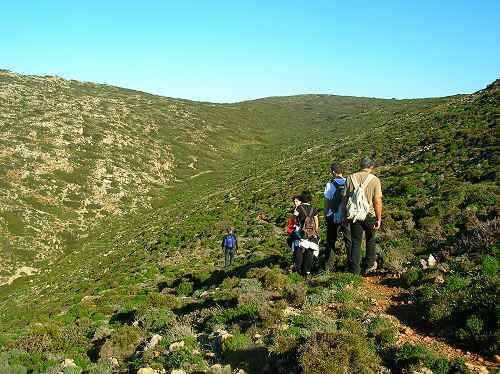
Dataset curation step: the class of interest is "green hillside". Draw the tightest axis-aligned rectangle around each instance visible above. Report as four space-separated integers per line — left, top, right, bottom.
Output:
0 72 498 373
0 69 441 282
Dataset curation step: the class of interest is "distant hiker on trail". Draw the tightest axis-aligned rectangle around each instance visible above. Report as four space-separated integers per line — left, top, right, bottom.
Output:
324 163 351 270
291 191 320 276
221 228 238 267
345 157 383 275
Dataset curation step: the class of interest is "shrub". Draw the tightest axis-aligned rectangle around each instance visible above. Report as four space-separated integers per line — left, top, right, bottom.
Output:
299 330 380 374
380 244 414 273
236 278 266 305
337 306 364 319
247 266 288 290
0 349 59 374
99 325 143 361
458 218 500 253
221 331 253 353
403 268 422 287
63 367 83 374
0 350 28 374
137 307 176 333
146 292 181 309
419 216 445 241
258 300 287 328
283 283 306 307
305 288 337 307
15 321 91 355
176 281 194 296
329 272 363 289
205 304 259 331
163 347 204 371
287 271 302 284
221 276 239 290
162 323 195 345
367 317 398 348
270 332 300 354
394 343 455 374
416 273 499 354
481 255 498 276
457 314 484 340
334 289 354 303
84 361 112 374
291 314 337 335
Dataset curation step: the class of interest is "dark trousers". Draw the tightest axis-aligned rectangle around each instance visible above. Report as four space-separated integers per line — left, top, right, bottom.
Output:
325 216 351 264
224 247 235 266
294 247 314 275
349 216 377 275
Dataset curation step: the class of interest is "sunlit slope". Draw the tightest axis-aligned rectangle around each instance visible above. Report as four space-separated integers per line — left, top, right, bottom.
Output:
0 69 444 279
0 78 497 372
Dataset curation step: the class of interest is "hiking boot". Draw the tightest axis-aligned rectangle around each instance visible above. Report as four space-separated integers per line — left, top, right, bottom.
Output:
364 261 378 275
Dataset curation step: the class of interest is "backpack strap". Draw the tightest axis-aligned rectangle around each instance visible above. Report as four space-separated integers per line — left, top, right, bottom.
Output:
360 174 375 189
298 205 314 227
350 174 359 189
303 204 314 218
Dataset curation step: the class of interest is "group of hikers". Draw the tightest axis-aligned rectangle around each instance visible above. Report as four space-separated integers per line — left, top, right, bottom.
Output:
222 156 383 276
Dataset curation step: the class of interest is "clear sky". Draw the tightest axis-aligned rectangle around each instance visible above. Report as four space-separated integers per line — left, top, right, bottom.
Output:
2 1 499 102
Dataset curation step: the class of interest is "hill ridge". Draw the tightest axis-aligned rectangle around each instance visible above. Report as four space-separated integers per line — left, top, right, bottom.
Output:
0 72 498 373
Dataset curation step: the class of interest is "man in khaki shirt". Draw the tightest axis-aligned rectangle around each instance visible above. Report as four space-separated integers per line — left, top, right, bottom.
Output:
345 157 383 275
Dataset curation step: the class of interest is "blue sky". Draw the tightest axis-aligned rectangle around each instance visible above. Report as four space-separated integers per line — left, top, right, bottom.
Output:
1 1 499 102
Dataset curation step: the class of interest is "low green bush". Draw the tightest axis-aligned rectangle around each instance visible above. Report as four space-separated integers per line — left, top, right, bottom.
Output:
176 280 194 296
403 268 422 287
270 331 300 354
137 307 176 333
299 329 380 374
415 273 499 354
304 288 336 307
247 265 288 290
161 323 194 345
236 279 268 305
221 276 239 290
146 292 181 309
283 282 306 307
329 272 363 289
163 347 204 371
205 304 259 331
393 343 471 374
367 317 398 348
15 320 91 356
0 349 57 374
84 361 112 374
258 300 287 327
481 255 498 276
63 367 83 374
99 325 143 361
221 331 253 353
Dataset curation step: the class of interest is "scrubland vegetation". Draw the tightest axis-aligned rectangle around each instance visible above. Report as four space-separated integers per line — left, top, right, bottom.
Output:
0 72 498 373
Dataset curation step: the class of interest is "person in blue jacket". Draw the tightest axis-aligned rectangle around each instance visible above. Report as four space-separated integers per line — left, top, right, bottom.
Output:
324 163 351 269
221 228 238 267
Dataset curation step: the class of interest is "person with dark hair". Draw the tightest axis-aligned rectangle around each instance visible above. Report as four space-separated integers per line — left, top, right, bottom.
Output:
286 195 302 249
345 157 383 275
324 163 351 270
291 191 320 276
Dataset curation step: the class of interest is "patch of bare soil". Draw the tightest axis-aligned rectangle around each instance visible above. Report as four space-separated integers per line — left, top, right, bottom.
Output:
0 266 39 286
363 275 499 371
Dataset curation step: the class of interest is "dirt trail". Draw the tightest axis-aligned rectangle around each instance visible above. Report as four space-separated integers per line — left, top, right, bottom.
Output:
363 275 499 371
